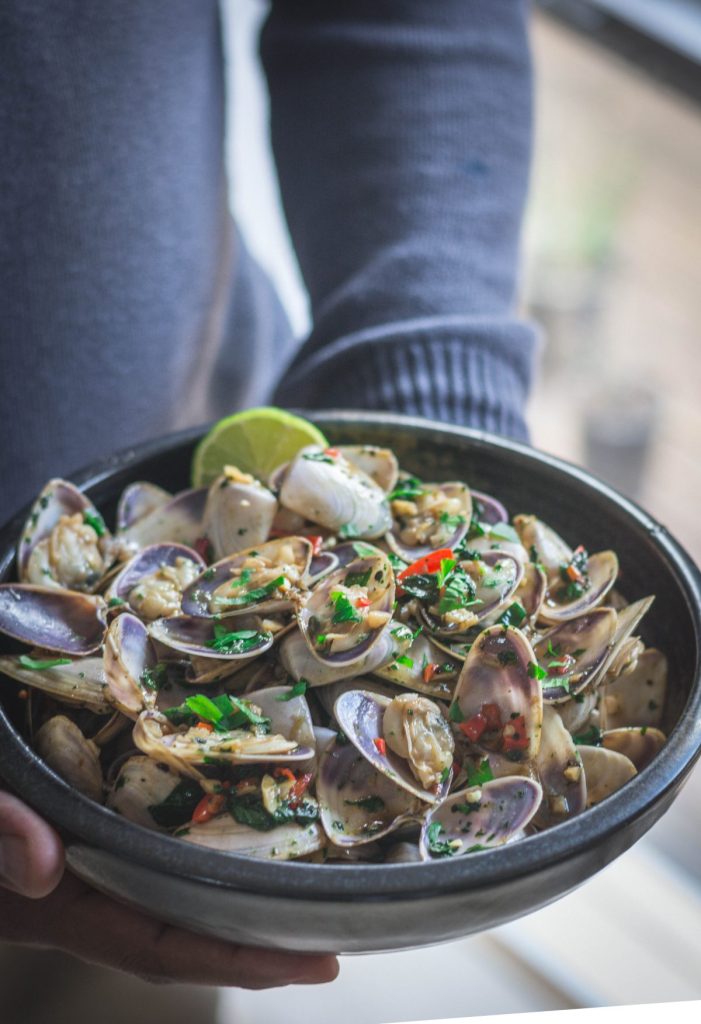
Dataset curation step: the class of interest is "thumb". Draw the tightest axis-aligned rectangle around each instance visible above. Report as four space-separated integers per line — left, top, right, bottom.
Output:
0 791 65 898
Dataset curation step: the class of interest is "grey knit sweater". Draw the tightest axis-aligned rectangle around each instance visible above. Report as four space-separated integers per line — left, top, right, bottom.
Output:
0 0 536 524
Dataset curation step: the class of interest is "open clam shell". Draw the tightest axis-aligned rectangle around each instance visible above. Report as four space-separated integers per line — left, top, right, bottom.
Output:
0 653 110 713
578 744 637 806
317 739 423 847
246 684 317 752
314 677 396 720
451 625 543 763
515 563 547 621
533 706 587 828
116 483 172 532
298 553 395 668
18 478 102 584
103 613 158 718
374 630 459 702
35 715 104 802
183 817 325 861
106 755 183 830
117 488 207 553
386 482 472 562
513 514 573 583
279 623 401 688
419 551 524 638
338 445 399 493
533 608 618 704
279 445 392 539
333 689 452 804
105 543 205 620
203 472 278 561
420 777 543 860
539 550 619 625
0 584 107 655
471 490 508 526
602 726 666 771
599 648 667 730
181 537 311 619
148 615 274 661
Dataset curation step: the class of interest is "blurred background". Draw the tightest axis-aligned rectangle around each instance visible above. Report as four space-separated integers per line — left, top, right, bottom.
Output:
219 1 701 1021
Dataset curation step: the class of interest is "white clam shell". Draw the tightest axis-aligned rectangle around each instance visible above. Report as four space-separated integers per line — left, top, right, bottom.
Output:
578 744 637 806
35 715 104 802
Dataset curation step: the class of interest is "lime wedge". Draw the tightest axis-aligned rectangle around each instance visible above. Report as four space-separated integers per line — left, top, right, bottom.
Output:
191 407 328 487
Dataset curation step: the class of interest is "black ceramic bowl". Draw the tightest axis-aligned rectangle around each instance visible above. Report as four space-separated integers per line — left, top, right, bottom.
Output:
1 412 700 954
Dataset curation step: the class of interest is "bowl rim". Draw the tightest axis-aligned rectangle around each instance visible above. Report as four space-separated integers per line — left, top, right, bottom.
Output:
1 410 700 901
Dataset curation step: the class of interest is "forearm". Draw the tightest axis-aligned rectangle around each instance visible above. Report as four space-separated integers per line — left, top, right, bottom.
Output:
262 0 537 439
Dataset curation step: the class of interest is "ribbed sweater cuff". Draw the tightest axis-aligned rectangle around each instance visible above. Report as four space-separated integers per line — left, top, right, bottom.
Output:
272 316 538 442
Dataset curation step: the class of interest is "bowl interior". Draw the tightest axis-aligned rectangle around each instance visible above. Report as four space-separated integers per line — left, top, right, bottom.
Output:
1 412 700 901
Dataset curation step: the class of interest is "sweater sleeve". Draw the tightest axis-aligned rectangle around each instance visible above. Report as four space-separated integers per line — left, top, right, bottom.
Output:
260 0 538 441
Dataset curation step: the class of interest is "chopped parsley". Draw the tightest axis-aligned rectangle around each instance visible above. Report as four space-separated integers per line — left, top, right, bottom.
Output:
217 573 287 608
344 568 371 588
229 791 318 831
573 725 602 746
439 512 467 530
344 795 385 812
389 476 424 502
163 692 271 734
108 596 126 608
426 821 458 857
330 590 362 624
303 451 334 464
394 654 414 668
448 701 465 723
466 758 495 787
148 780 203 828
140 662 168 692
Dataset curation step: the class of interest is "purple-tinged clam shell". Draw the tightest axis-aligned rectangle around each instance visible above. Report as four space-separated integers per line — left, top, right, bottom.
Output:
451 625 543 763
103 612 158 717
539 550 619 624
116 482 172 532
602 726 665 771
117 488 208 552
533 607 618 704
471 489 508 526
333 689 451 804
386 482 472 563
515 563 547 621
374 629 459 702
105 543 205 620
420 777 542 860
317 739 423 847
533 706 587 828
279 624 400 688
298 554 395 668
419 550 524 638
181 537 311 619
0 584 107 655
18 479 93 580
148 615 274 661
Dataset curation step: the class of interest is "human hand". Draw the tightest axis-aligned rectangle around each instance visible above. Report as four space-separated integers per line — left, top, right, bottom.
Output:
0 791 338 988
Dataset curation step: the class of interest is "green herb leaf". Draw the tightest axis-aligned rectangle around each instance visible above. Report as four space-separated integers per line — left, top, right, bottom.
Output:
302 452 334 464
426 821 458 857
148 780 203 828
439 512 466 530
488 522 520 545
344 795 385 812
18 654 72 671
344 569 371 588
497 602 527 628
108 596 126 608
573 725 602 746
394 654 413 668
140 662 168 692
83 509 106 537
466 757 495 787
448 702 465 723
527 661 548 680
275 679 308 701
206 626 271 654
388 476 424 502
